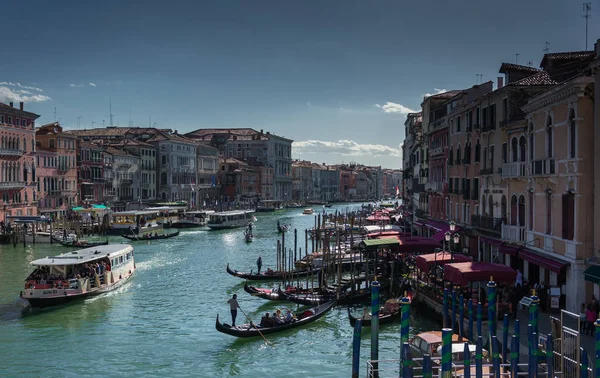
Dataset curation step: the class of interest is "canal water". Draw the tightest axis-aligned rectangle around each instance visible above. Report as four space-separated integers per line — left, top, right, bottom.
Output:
0 204 438 377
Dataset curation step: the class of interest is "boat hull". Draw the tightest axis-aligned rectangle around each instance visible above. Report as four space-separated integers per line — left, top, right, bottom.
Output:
226 264 319 281
169 222 204 229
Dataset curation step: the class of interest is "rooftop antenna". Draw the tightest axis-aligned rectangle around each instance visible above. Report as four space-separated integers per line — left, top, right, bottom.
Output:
583 2 592 50
53 107 57 121
91 121 96 129
515 53 520 64
109 97 114 126
129 108 133 127
77 116 82 130
102 120 105 127
543 42 550 54
149 116 152 128
527 61 533 66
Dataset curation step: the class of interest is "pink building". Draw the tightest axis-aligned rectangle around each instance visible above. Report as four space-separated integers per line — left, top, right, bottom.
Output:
0 101 40 222
36 148 60 216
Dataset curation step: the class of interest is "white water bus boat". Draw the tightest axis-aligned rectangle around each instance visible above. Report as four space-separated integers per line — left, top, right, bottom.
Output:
20 244 136 308
206 210 256 230
107 210 163 235
170 210 215 228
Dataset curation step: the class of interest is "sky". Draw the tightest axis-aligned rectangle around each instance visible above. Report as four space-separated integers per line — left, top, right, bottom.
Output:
1 0 599 169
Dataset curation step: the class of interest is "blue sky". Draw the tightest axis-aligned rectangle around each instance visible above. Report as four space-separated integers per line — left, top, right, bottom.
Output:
1 0 598 169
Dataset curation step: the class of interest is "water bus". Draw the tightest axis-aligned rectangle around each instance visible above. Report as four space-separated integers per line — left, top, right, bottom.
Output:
206 210 256 230
20 244 136 308
302 208 314 215
107 210 163 235
169 210 214 228
255 200 284 213
145 206 187 226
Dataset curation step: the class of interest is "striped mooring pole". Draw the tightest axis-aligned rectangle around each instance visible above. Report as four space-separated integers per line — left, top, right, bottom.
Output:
502 313 509 363
595 319 600 378
400 294 411 377
443 288 449 328
370 280 380 376
462 342 471 378
487 278 497 337
440 328 452 378
477 301 482 339
475 335 483 378
422 354 432 378
546 333 554 378
582 348 589 378
451 288 457 333
401 341 413 378
529 291 540 336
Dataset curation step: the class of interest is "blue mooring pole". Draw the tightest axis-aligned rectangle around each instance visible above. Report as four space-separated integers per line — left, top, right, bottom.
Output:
475 335 483 378
422 354 432 378
546 333 554 378
459 294 465 338
477 301 482 339
463 342 471 378
443 288 449 328
502 314 509 363
468 298 474 341
351 318 362 378
370 280 380 376
452 288 457 334
492 335 500 378
510 335 518 378
401 341 413 378
582 348 589 378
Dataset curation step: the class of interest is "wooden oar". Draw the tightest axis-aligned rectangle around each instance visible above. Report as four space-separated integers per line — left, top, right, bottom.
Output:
238 305 273 345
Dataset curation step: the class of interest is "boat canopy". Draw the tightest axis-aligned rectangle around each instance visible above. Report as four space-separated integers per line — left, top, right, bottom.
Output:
415 252 473 273
212 210 255 216
111 210 160 217
363 225 403 233
443 262 517 286
359 238 399 249
31 245 133 266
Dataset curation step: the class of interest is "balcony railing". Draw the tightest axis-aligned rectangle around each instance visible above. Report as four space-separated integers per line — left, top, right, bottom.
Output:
480 167 494 175
501 162 526 178
531 159 555 176
0 148 24 156
425 181 444 192
501 224 525 243
0 181 26 189
471 214 503 233
429 148 443 156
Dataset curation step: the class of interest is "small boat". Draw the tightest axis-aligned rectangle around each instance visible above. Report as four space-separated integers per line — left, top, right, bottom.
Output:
20 244 136 308
287 282 390 306
215 300 335 338
59 239 109 248
243 284 308 301
244 232 254 243
121 230 180 241
226 263 319 281
347 298 403 327
276 220 289 233
302 208 314 215
324 203 333 208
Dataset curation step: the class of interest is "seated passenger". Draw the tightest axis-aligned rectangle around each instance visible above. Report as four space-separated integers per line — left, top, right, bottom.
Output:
285 309 294 323
273 309 284 324
260 313 275 327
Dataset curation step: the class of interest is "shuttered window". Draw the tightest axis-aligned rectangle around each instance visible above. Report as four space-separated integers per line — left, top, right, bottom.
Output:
562 193 575 240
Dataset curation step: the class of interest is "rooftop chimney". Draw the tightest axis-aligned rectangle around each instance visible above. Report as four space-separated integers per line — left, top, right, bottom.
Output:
497 77 504 89
19 102 23 111
9 102 13 107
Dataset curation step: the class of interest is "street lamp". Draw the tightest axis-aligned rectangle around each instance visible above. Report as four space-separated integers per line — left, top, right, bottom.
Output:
446 222 460 261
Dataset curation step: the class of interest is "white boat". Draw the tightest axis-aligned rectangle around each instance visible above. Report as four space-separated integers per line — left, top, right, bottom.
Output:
20 244 136 308
206 210 256 230
170 210 215 228
303 208 314 215
108 210 163 235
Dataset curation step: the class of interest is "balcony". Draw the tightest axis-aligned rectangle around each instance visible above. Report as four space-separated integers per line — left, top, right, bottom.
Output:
0 181 26 190
425 181 443 192
471 214 502 233
501 224 525 243
58 165 68 173
501 162 526 179
429 148 444 156
480 167 494 175
0 148 24 157
531 159 555 176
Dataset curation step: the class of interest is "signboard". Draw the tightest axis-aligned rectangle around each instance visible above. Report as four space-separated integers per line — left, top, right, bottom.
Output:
550 296 560 309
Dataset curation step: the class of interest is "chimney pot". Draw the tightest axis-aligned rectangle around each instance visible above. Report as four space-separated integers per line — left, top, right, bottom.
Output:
497 77 504 89
19 102 23 111
9 102 13 107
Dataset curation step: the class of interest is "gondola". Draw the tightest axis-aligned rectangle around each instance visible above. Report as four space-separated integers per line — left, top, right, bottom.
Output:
59 239 109 248
347 304 402 327
121 230 180 241
324 203 333 208
286 281 390 306
215 300 335 338
277 223 289 233
226 263 319 281
243 284 299 301
245 233 253 242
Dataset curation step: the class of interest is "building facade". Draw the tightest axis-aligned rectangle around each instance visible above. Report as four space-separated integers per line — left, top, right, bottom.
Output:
77 141 105 204
196 143 220 207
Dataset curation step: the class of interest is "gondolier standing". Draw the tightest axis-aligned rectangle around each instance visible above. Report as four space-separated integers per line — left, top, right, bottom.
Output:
227 294 239 326
256 256 262 274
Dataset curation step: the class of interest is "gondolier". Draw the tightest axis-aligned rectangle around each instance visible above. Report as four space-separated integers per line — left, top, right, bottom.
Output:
227 294 239 326
256 256 262 274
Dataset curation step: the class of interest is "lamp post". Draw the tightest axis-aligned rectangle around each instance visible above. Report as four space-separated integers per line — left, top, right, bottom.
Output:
447 221 460 261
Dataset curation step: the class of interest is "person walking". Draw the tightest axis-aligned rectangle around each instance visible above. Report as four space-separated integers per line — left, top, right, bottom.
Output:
256 256 262 274
227 294 239 326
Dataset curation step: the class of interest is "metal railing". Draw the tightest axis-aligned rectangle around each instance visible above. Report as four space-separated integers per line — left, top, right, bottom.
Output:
501 162 526 178
0 148 24 156
0 181 26 189
501 224 525 242
471 214 503 232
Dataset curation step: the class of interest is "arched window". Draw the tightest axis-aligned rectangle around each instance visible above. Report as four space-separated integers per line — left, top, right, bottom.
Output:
161 172 167 185
488 195 494 217
519 136 526 163
501 195 507 222
510 195 518 225
546 116 553 157
529 122 534 161
475 138 481 162
569 109 576 159
456 144 461 165
518 195 525 227
511 137 518 162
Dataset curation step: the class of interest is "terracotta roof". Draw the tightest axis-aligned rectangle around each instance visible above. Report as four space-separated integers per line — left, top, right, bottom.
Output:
105 146 132 156
540 51 595 67
68 127 131 137
499 63 541 74
78 141 103 150
187 128 260 138
109 139 153 148
427 90 464 100
507 71 558 86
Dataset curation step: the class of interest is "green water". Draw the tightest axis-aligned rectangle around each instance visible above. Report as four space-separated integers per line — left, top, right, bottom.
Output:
0 204 438 377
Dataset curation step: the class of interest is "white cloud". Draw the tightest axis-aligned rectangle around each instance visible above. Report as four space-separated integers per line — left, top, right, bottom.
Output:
306 101 312 108
70 83 85 88
293 139 402 159
0 84 51 103
374 102 417 114
422 88 448 98
0 82 43 92
89 82 96 87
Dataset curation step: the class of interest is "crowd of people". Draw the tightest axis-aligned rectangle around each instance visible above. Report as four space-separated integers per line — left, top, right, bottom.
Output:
25 260 112 289
259 309 296 327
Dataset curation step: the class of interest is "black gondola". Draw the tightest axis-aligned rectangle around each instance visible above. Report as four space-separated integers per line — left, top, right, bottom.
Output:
226 263 319 281
347 305 401 327
243 283 311 301
324 203 332 208
215 300 335 338
59 239 109 248
286 281 390 306
121 230 180 241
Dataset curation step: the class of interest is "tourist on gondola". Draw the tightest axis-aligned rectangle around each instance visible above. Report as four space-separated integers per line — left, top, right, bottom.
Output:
227 294 239 326
256 256 262 274
285 309 294 323
273 309 284 324
260 312 275 327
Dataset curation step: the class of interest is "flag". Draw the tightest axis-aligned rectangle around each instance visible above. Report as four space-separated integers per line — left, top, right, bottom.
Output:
395 186 400 196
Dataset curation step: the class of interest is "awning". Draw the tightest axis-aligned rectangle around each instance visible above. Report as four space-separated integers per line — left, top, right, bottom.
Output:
584 266 600 285
414 220 425 227
431 231 446 243
395 236 442 254
359 238 400 249
443 262 517 286
519 249 570 273
424 220 460 233
415 251 473 273
499 243 520 256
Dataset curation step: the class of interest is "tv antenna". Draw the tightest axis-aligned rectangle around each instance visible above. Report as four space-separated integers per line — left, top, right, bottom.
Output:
527 61 533 66
543 42 550 53
515 53 520 64
91 121 96 129
102 120 105 127
583 2 592 50
109 97 114 126
129 108 133 127
53 107 57 121
77 116 82 130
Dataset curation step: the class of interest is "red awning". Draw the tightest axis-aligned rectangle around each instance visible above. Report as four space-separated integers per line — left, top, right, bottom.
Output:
394 236 441 254
518 249 569 273
415 252 473 273
431 231 446 243
499 243 520 256
366 215 390 222
443 262 517 286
